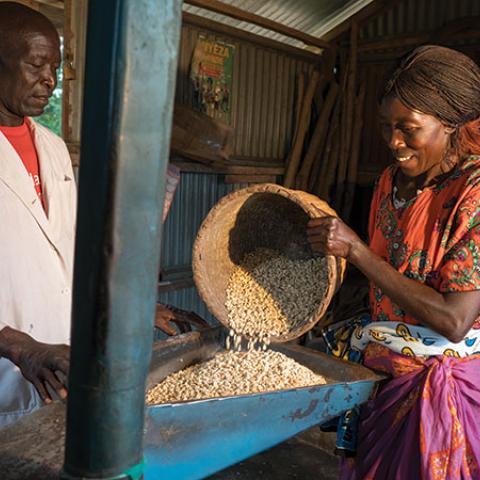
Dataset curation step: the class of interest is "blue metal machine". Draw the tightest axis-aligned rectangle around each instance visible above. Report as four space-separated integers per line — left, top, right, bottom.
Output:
143 327 383 480
0 326 382 479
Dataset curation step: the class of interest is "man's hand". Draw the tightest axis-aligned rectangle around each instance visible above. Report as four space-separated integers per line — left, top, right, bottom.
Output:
0 327 69 404
154 303 209 336
307 214 363 261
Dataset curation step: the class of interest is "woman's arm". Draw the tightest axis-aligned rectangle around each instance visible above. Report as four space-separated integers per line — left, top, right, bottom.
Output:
307 216 480 342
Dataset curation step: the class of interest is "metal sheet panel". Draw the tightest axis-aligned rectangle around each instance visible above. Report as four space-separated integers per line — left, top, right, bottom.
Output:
160 173 247 270
176 22 315 162
182 0 373 49
158 173 254 323
360 0 480 40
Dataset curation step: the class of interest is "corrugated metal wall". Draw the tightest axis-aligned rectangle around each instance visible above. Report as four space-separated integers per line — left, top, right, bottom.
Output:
157 19 316 326
361 0 480 40
158 173 257 326
160 173 248 272
159 2 480 326
356 0 480 183
176 20 317 162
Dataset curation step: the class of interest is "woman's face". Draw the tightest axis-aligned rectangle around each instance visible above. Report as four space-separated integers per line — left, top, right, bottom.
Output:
378 95 454 178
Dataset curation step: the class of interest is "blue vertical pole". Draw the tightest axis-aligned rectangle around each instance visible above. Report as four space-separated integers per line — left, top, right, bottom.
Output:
62 1 183 478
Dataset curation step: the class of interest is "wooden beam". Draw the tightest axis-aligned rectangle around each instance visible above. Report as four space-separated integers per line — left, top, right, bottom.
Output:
184 0 331 50
182 12 321 62
359 33 429 52
430 15 480 39
224 174 278 184
172 158 285 175
158 278 195 293
0 0 39 9
36 0 64 9
158 266 194 293
359 40 480 63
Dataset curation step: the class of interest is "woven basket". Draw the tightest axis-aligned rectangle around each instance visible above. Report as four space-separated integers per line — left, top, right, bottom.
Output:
192 183 346 342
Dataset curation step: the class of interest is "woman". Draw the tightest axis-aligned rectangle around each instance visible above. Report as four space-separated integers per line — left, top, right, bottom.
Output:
307 45 480 479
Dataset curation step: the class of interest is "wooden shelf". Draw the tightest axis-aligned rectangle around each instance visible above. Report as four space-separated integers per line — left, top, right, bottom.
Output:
172 158 285 176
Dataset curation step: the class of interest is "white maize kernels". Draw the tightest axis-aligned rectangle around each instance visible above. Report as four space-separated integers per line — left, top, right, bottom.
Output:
146 349 326 405
145 248 329 406
225 248 328 339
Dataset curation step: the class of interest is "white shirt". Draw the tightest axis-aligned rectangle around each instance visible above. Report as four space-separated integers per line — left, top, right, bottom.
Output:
0 119 76 427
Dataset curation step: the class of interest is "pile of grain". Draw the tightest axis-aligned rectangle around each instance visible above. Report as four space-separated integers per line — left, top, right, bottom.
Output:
146 349 326 404
146 248 328 405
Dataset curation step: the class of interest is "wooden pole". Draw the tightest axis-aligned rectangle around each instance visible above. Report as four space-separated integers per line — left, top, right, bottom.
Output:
342 80 367 220
314 100 341 200
283 72 304 179
184 0 331 50
294 73 305 137
295 80 339 191
335 22 358 211
313 50 349 200
283 70 320 188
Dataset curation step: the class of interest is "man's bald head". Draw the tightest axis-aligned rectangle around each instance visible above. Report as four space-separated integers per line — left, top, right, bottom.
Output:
0 2 61 125
0 2 59 64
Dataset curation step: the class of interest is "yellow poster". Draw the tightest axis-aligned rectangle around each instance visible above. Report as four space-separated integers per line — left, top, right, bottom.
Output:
190 35 235 123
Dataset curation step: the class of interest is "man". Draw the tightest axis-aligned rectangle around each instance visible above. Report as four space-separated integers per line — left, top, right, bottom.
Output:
0 3 208 427
0 2 75 427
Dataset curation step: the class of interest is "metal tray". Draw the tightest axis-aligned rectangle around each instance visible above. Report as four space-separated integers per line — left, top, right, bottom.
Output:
144 327 383 480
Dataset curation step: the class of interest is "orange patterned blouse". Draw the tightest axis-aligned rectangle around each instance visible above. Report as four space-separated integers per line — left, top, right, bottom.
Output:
368 156 480 326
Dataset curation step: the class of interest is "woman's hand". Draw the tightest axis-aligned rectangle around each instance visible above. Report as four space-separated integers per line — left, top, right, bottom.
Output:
307 215 480 343
307 214 363 261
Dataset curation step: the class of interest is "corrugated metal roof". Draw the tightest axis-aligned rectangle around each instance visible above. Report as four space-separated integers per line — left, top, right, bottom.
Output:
183 0 374 51
361 0 480 40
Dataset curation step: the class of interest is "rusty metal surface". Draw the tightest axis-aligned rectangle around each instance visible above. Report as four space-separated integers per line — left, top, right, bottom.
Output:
0 402 65 480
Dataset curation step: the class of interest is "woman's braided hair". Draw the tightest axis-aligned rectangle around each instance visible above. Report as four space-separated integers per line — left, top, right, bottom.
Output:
381 45 480 157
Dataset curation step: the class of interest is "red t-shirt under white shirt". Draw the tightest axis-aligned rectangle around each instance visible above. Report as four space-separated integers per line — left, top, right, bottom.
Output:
0 121 44 209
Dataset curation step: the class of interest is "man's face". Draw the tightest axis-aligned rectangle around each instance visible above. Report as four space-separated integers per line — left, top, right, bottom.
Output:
0 30 61 126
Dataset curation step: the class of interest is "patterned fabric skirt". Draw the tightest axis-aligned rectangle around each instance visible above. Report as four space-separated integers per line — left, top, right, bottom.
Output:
340 343 480 480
